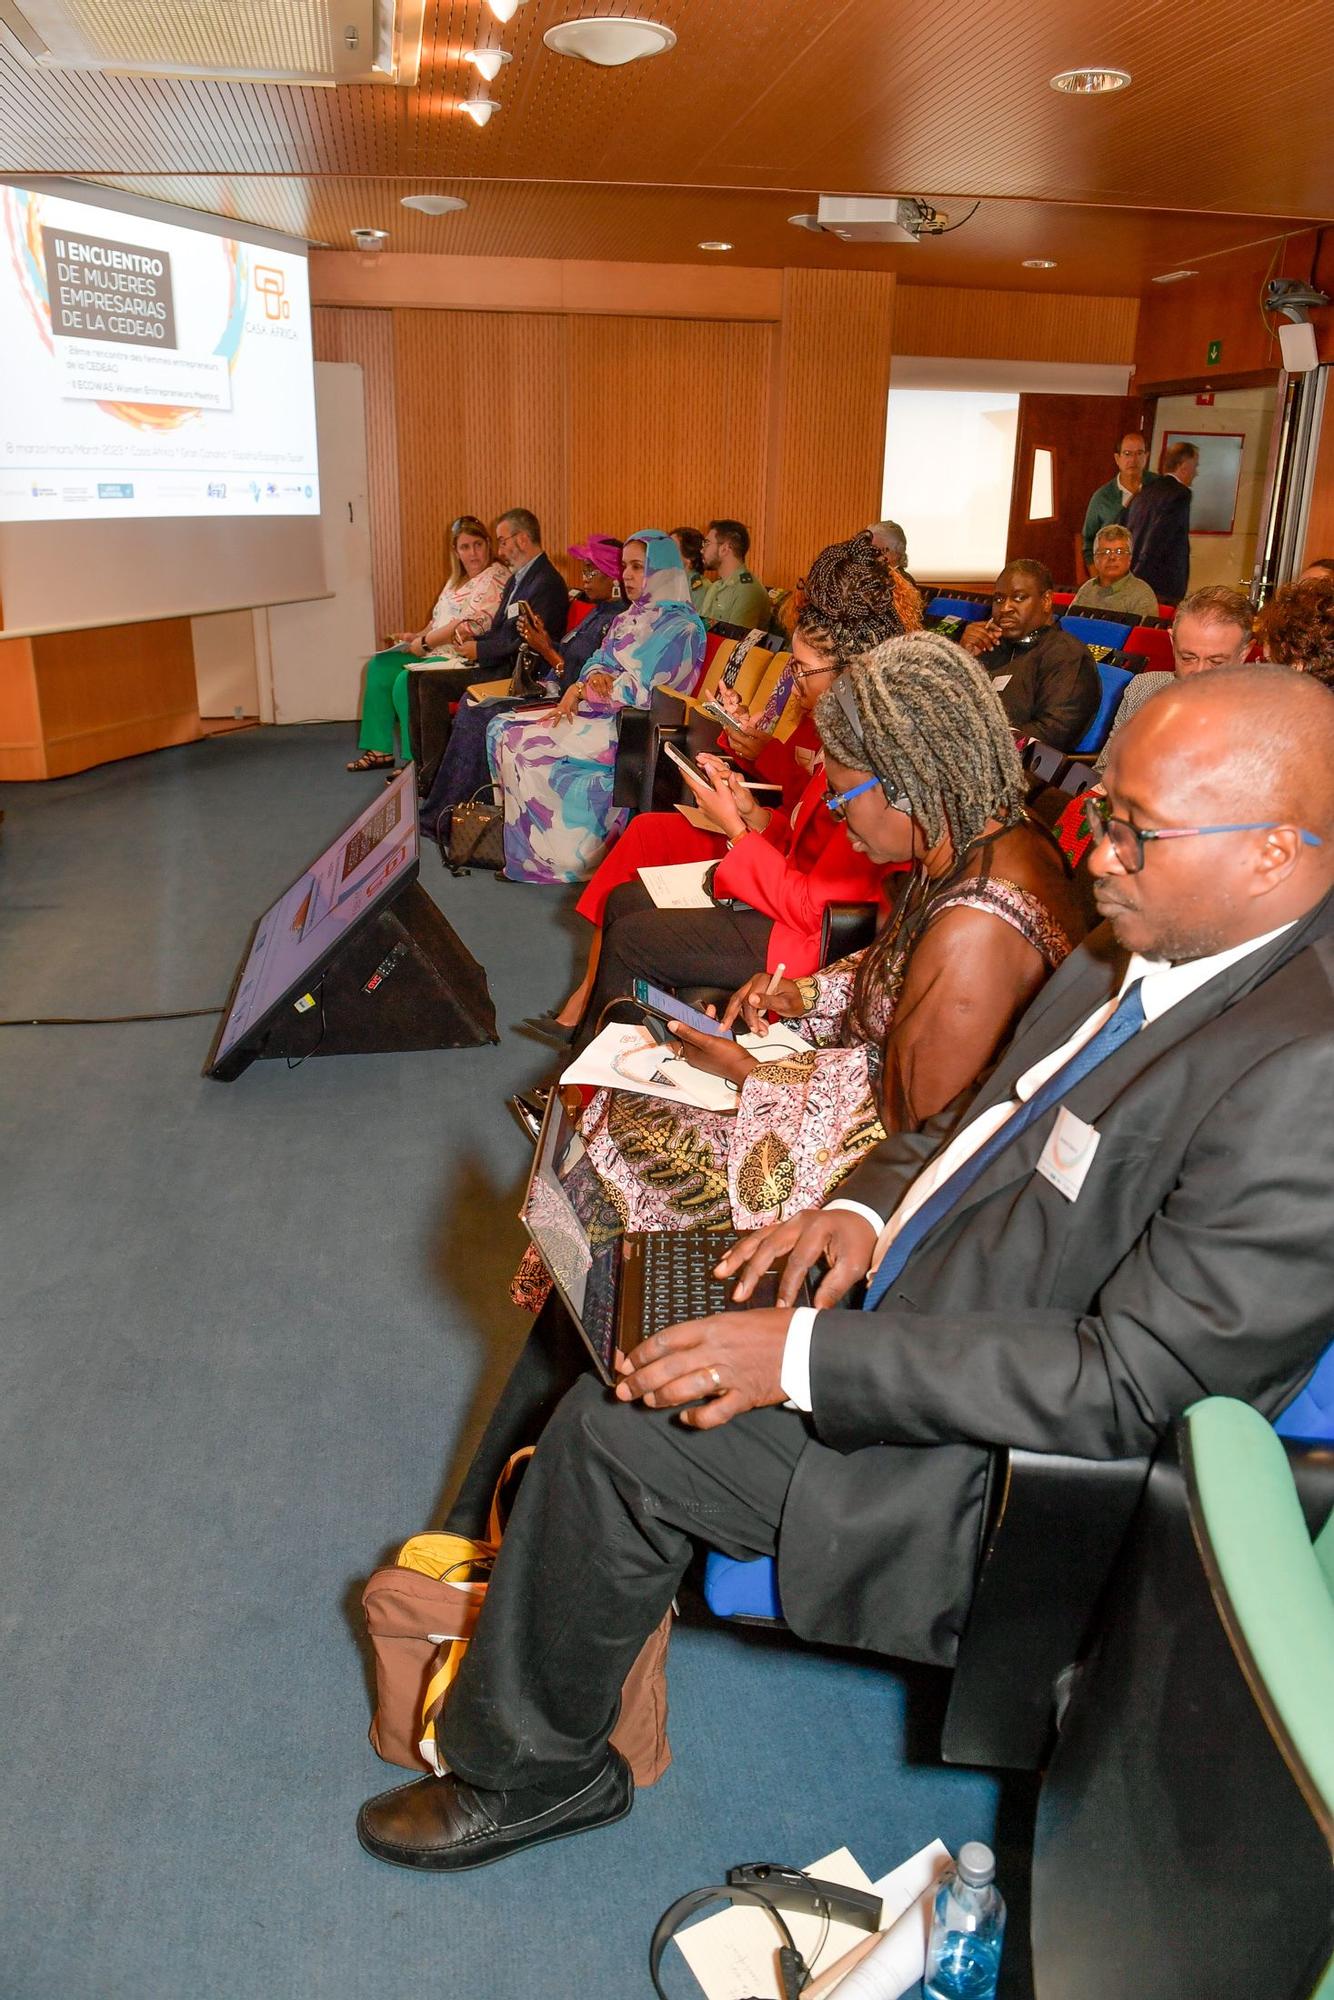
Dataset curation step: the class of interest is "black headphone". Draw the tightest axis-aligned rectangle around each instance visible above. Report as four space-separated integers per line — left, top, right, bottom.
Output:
649 1864 882 2000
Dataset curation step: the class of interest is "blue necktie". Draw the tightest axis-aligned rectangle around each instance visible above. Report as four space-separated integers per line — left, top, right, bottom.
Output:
862 980 1146 1311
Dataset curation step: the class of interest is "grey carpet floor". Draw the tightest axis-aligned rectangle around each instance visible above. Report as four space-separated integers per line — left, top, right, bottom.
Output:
0 726 1030 1999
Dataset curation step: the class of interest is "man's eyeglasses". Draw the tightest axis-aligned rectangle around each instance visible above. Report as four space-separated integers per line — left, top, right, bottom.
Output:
824 776 911 820
1081 793 1323 874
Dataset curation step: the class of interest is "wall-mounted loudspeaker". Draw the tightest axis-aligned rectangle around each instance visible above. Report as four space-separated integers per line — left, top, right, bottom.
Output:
1278 321 1320 374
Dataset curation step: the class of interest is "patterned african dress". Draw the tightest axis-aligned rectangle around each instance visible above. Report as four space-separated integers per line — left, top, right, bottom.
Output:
485 595 704 885
578 875 1074 1235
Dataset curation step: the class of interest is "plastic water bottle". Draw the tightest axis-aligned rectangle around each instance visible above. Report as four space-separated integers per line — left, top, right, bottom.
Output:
923 1842 1006 1999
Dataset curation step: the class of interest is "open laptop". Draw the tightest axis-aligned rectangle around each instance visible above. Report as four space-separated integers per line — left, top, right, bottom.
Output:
520 1091 804 1385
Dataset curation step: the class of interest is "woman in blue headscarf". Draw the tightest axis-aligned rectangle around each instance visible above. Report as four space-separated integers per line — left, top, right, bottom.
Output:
486 530 705 884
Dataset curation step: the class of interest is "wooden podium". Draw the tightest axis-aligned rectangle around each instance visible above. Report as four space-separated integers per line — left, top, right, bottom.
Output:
0 617 201 781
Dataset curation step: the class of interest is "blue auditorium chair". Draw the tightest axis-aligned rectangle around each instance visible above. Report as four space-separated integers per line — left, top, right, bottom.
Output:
702 1338 1334 1631
1060 612 1136 650
1070 660 1136 755
926 595 989 624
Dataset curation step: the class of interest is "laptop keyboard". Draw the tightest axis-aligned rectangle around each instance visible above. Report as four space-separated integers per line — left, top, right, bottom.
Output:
636 1230 785 1336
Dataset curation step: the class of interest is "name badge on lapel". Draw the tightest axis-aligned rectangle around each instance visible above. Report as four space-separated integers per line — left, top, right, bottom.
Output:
1036 1106 1101 1202
505 599 521 620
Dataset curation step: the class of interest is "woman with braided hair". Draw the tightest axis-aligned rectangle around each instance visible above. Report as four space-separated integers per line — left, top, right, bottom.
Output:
574 631 1083 1234
523 532 903 1046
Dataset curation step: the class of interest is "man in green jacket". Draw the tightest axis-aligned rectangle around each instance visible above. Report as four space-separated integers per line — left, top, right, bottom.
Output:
1081 432 1158 568
698 519 771 629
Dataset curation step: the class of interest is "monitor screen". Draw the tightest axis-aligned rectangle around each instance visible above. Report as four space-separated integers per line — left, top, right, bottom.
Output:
208 766 418 1074
0 182 318 523
522 1094 624 1381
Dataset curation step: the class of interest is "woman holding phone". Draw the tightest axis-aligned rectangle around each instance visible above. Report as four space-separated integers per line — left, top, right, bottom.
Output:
534 534 905 1048
576 631 1082 1234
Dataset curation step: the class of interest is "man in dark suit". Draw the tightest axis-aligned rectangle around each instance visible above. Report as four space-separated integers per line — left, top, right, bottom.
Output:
358 666 1334 1872
960 560 1101 748
1126 441 1199 606
451 507 570 677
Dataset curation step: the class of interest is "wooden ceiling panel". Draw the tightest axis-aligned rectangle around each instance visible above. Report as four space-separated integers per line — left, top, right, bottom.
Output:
1 0 1329 288
81 176 1321 297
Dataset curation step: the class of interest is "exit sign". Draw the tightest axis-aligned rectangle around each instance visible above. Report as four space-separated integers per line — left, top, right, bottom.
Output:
1196 391 1215 406
1207 339 1223 365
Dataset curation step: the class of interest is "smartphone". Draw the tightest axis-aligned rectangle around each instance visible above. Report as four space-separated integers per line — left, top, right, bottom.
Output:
631 978 733 1042
661 738 713 789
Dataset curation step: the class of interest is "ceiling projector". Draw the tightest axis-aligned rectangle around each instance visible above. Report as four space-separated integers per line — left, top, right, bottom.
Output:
813 196 950 243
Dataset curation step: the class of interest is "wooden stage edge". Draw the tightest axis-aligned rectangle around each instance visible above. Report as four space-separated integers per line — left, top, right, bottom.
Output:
0 617 202 782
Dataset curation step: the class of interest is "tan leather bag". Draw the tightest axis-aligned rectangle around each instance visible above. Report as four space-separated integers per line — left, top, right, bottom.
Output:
362 1451 672 1788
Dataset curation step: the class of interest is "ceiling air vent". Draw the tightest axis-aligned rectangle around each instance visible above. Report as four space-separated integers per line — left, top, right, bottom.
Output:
0 0 425 84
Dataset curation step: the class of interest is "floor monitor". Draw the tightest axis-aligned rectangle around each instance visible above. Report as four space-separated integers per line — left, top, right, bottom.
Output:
204 766 497 1080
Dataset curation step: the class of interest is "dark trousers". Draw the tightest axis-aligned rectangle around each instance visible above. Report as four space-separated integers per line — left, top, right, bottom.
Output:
442 1294 590 1537
420 695 551 833
577 881 774 1050
439 1374 810 1793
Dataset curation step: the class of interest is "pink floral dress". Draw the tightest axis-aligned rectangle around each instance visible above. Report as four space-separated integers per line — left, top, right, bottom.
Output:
579 875 1073 1235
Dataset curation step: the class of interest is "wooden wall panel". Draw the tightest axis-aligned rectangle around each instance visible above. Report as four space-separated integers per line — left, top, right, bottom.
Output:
896 286 1138 365
766 270 895 590
0 620 199 781
567 317 775 565
312 305 403 638
391 310 569 626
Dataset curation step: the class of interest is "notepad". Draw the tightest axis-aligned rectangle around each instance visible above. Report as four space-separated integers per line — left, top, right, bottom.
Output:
638 859 715 909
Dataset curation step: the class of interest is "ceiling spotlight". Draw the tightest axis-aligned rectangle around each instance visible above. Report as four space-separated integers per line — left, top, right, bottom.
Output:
1022 258 1057 270
486 0 525 21
1152 268 1199 284
1050 66 1132 93
350 227 389 250
543 16 676 66
400 194 468 216
465 47 511 82
698 240 732 252
462 96 499 126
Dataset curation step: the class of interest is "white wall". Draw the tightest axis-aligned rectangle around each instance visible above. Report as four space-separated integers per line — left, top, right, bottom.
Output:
883 388 1020 581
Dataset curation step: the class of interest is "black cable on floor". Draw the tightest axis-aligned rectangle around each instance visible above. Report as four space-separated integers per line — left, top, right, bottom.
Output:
0 1007 224 1026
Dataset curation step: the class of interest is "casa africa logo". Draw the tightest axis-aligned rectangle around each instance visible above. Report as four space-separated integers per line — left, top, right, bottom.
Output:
2 187 249 434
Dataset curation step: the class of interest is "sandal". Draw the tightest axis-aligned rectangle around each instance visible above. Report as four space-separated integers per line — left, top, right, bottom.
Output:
346 751 395 772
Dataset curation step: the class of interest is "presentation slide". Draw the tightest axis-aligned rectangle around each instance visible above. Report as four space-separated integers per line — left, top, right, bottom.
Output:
0 185 319 522
214 769 418 1064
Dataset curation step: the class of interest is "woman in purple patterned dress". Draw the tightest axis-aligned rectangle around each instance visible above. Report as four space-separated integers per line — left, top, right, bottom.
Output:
486 531 704 884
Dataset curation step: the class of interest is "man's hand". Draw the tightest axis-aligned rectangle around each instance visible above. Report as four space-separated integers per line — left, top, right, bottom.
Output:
960 619 1001 658
454 637 479 662
615 1308 793 1428
667 1018 757 1089
715 1207 876 1307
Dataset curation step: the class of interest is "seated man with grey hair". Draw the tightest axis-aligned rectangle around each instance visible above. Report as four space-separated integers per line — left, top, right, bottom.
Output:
868 519 911 577
1095 584 1254 768
1071 524 1160 620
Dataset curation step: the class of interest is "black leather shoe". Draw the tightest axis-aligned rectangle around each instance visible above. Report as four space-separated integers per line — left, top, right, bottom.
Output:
356 1751 633 1872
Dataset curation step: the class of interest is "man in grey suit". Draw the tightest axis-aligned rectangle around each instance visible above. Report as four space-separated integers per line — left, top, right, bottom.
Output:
359 665 1334 1872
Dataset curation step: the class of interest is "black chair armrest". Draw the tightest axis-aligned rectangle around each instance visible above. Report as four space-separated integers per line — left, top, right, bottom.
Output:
612 708 654 810
941 1450 1150 1770
818 902 879 964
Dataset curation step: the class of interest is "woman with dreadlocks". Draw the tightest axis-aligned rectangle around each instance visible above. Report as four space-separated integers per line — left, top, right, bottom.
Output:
574 630 1083 1234
523 533 908 1050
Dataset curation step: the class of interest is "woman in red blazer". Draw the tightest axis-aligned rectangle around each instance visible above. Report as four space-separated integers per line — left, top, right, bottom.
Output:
523 534 913 1047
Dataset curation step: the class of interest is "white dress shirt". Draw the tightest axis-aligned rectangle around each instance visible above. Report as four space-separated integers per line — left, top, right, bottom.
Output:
779 922 1295 1410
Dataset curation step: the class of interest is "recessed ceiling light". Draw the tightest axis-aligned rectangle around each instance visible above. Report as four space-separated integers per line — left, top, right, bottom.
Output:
350 227 389 250
1023 258 1057 270
698 240 732 252
400 194 468 216
543 17 676 66
486 0 525 21
465 48 511 82
462 96 499 126
1152 268 1199 284
1050 66 1132 93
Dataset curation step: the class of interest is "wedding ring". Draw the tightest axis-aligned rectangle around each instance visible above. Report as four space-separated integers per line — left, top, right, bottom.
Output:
708 1367 723 1391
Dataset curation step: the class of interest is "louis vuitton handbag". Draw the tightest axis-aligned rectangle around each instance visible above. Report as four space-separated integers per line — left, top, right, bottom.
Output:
442 783 506 877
